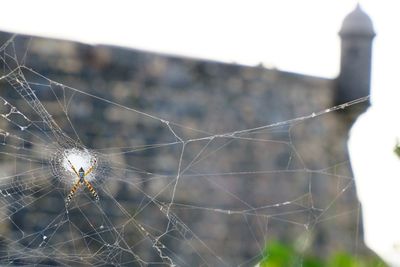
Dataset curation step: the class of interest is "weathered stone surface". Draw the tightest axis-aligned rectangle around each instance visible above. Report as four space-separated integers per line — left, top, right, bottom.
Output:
0 25 371 265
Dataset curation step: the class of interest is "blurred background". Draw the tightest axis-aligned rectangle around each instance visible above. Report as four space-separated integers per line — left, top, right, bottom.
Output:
0 1 396 266
1 0 399 106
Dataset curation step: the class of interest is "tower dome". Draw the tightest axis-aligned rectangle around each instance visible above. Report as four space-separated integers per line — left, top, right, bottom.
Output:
339 4 375 37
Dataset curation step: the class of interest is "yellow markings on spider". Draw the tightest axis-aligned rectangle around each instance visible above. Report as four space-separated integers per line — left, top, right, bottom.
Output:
65 158 99 207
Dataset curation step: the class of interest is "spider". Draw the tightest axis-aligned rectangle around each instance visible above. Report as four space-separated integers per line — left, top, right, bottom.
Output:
65 158 99 207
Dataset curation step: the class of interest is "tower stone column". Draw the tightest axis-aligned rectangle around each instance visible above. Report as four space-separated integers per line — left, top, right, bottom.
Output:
337 4 375 109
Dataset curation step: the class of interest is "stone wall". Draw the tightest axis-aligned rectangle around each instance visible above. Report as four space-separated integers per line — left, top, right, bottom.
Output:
0 32 364 266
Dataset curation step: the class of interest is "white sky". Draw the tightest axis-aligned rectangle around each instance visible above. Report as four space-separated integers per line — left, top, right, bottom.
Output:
0 0 399 107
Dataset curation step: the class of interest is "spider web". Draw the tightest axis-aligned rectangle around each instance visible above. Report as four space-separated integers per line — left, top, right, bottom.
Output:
0 33 371 266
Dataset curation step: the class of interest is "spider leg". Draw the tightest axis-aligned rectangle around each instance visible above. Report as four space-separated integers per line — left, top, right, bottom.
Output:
65 180 82 207
83 179 99 202
67 159 80 178
84 159 97 176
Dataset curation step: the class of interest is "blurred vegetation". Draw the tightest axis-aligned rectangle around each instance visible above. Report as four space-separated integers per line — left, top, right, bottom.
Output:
259 241 388 267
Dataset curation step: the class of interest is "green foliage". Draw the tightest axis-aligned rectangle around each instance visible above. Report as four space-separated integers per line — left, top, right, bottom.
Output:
259 241 387 267
394 142 400 158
